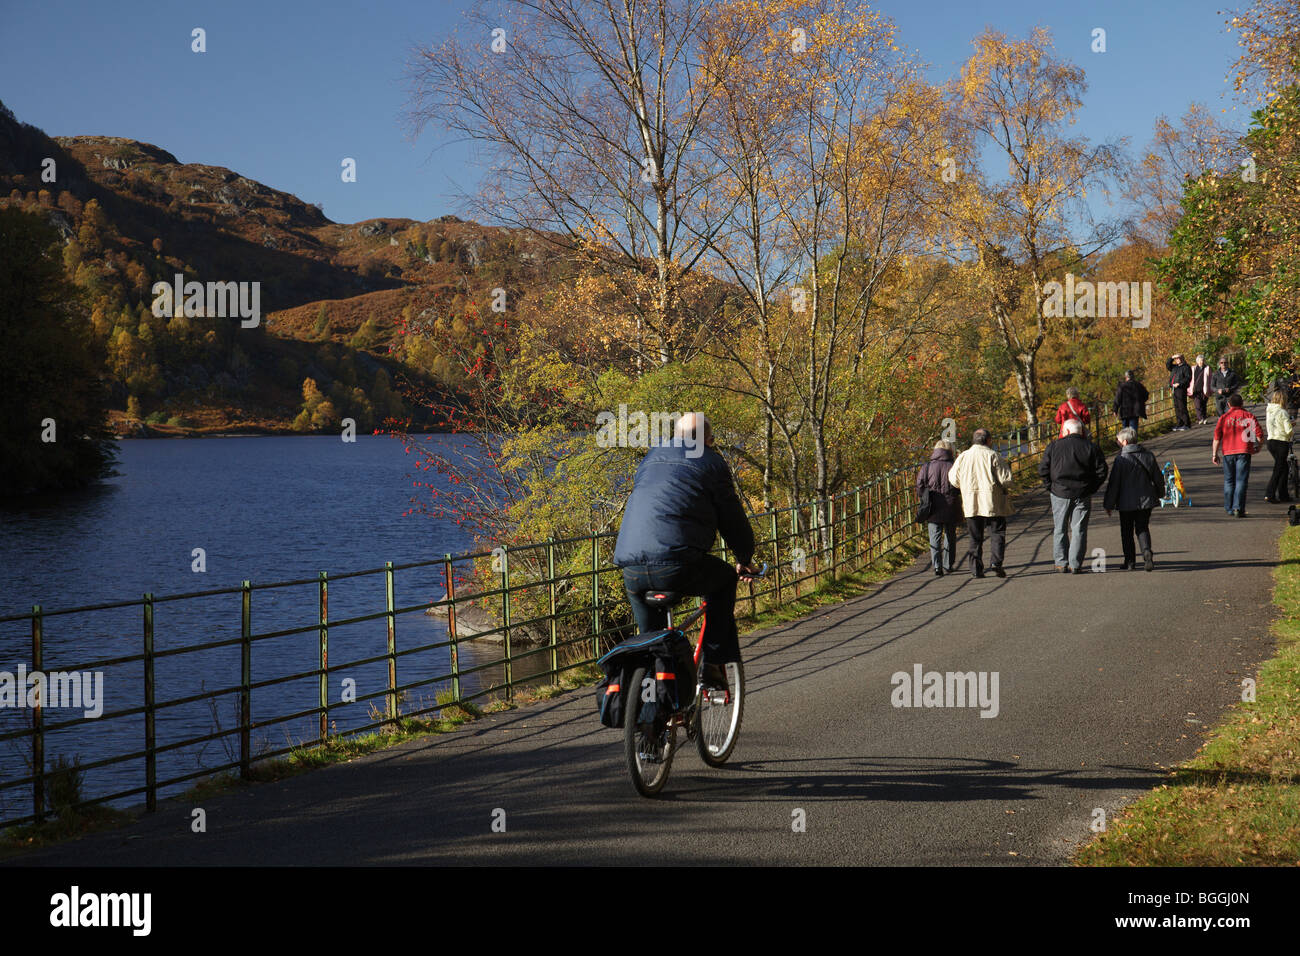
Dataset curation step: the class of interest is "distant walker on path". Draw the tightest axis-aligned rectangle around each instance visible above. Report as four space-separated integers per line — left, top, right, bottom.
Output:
1167 353 1192 431
1212 393 1263 518
1103 427 1163 571
1212 358 1242 417
1037 418 1108 573
947 428 1013 579
1113 370 1149 433
1189 354 1213 424
1265 389 1295 504
916 440 962 577
1054 387 1092 439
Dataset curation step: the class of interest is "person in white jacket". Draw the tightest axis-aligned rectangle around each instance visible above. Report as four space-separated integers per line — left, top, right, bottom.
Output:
1188 355 1213 424
947 429 1014 579
1264 389 1295 503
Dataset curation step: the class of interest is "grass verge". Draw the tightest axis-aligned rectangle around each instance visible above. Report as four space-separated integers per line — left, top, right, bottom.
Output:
1075 524 1300 865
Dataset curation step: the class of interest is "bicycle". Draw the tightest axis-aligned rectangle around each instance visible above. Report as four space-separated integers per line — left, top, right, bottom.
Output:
608 566 764 798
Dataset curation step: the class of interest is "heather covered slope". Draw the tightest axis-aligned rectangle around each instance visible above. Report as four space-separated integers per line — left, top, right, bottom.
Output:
0 100 568 436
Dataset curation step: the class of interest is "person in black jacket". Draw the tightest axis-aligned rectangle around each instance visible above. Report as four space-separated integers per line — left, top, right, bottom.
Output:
613 413 761 683
916 440 962 576
1038 418 1109 573
1166 353 1192 430
1112 370 1149 432
1212 357 1242 416
1103 427 1163 571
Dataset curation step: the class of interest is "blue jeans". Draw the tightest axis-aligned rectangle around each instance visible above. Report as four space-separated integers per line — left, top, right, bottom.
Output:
928 522 956 571
621 556 740 663
1122 417 1139 431
1222 454 1251 513
1050 493 1091 569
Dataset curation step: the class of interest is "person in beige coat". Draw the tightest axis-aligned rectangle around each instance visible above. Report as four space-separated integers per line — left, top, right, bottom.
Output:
947 428 1014 578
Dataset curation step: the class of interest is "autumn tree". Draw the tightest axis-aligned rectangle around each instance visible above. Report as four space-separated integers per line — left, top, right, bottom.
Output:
0 207 115 494
942 28 1125 429
1227 0 1300 103
1124 104 1240 247
1158 84 1300 392
692 0 952 520
408 0 748 365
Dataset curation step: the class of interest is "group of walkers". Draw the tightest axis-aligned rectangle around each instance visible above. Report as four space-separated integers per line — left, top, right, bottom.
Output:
1167 353 1243 427
916 353 1297 578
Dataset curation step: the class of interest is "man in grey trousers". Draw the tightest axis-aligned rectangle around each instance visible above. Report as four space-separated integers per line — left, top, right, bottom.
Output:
1037 418 1109 573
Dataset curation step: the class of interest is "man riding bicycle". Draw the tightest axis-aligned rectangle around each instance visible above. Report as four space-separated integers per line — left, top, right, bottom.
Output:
612 412 762 687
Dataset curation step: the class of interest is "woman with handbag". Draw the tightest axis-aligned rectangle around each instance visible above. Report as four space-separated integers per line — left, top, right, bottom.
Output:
916 439 962 577
1103 427 1163 571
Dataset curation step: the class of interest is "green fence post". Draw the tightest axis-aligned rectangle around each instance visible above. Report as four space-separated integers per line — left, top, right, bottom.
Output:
855 488 863 569
31 605 43 824
385 562 397 726
547 538 558 685
240 582 251 779
318 572 328 743
590 534 600 658
885 475 893 551
144 593 156 812
791 506 801 596
501 547 513 700
770 511 781 607
445 554 460 703
812 502 821 585
828 495 837 579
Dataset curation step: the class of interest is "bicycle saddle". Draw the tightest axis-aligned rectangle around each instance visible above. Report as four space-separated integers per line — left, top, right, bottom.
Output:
642 590 684 608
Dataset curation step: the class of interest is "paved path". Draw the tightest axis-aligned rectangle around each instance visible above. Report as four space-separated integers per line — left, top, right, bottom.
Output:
6 424 1281 865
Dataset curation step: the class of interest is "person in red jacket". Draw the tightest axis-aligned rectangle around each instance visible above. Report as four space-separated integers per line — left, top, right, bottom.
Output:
1054 387 1091 438
1212 393 1264 517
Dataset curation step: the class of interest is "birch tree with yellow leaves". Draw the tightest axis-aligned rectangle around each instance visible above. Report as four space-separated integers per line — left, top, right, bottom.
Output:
696 0 953 520
942 28 1125 430
409 0 746 367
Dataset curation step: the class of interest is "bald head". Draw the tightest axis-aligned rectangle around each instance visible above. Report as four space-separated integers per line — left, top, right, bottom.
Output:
1063 418 1083 436
675 412 712 446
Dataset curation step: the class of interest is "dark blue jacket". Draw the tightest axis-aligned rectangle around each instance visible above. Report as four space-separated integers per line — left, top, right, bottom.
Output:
613 444 755 567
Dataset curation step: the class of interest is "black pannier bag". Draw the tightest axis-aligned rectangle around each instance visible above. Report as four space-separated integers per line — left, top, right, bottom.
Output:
596 664 629 728
596 628 697 728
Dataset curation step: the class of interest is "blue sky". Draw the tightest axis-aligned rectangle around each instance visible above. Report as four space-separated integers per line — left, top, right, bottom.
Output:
0 0 1250 226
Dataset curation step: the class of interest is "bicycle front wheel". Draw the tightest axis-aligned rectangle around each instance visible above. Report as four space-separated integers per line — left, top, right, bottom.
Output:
696 660 744 766
624 665 676 797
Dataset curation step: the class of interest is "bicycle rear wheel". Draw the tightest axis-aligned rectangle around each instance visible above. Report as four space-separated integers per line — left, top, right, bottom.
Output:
696 660 744 766
624 665 676 797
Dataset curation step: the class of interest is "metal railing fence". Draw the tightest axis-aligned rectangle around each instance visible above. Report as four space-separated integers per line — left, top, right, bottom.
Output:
0 389 1173 829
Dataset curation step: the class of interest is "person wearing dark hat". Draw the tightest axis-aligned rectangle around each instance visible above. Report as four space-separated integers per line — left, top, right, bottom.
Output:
1166 353 1192 430
1113 370 1149 433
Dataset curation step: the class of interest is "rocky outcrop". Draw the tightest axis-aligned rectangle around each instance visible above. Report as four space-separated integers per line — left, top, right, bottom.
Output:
425 595 548 645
